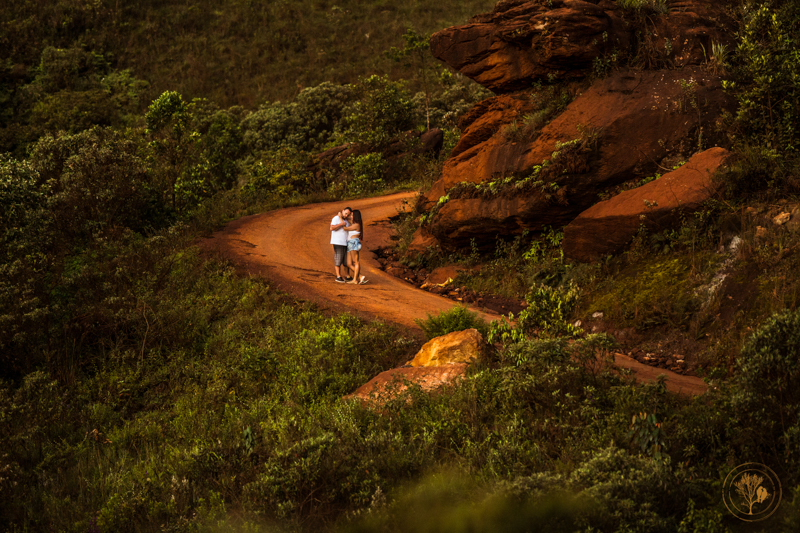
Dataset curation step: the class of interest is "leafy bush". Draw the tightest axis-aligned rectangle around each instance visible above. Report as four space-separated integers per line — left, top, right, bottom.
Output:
489 282 582 346
1 128 170 371
343 472 587 533
146 91 248 211
677 500 729 533
419 70 492 130
241 82 354 153
0 157 52 365
337 75 417 149
1 46 148 154
31 127 160 239
726 1 800 154
732 309 800 448
415 305 490 340
184 98 245 192
338 152 386 196
242 148 315 200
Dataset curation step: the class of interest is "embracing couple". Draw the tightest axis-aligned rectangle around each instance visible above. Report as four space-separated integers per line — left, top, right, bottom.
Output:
330 206 368 285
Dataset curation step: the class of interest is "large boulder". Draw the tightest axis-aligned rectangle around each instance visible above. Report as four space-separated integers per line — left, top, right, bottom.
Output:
409 328 486 367
420 67 733 250
563 147 731 262
344 364 469 405
430 0 734 94
344 329 486 405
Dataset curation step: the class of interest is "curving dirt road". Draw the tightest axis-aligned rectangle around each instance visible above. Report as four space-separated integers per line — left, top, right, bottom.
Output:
201 192 503 330
200 192 708 396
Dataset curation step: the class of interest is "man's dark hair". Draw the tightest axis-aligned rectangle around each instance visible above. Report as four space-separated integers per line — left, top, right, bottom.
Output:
343 206 352 211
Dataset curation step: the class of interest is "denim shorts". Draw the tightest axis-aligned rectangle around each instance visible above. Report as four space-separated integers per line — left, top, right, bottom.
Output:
347 238 362 252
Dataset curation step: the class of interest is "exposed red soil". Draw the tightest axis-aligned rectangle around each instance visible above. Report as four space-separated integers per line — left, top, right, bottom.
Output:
200 193 707 396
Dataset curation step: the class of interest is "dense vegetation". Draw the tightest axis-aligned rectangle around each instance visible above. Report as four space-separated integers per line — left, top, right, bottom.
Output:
3 0 800 531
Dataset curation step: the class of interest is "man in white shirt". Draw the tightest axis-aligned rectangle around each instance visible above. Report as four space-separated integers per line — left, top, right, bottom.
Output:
330 207 352 282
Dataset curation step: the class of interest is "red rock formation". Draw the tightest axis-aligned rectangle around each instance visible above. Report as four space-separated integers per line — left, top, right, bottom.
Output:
450 93 535 158
420 67 733 250
430 0 630 93
414 0 737 253
430 0 734 94
562 146 731 262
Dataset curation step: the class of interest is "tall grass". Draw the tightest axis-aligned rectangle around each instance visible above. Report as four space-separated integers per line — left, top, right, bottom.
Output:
1 0 497 108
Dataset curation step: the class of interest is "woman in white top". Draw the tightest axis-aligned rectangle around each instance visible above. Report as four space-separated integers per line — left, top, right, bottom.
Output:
346 210 368 285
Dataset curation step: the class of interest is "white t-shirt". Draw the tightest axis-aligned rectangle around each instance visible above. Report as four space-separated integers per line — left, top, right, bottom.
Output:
330 215 349 246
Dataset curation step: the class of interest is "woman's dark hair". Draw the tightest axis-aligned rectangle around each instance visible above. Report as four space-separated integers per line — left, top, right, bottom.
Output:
352 209 363 240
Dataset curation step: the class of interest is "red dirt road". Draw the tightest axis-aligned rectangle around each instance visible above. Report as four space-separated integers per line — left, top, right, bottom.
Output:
201 192 708 396
201 192 503 330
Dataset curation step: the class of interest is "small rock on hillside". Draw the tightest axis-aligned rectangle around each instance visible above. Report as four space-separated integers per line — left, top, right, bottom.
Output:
344 364 469 405
409 328 486 367
344 329 486 405
563 147 731 262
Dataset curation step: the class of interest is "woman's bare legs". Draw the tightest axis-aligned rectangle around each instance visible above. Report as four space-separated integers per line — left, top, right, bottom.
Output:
348 250 361 284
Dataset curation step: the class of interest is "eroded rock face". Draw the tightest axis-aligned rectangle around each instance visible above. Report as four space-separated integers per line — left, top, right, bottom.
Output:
421 67 733 250
409 328 486 367
414 0 736 255
430 0 734 94
430 0 630 93
563 147 730 261
451 93 536 158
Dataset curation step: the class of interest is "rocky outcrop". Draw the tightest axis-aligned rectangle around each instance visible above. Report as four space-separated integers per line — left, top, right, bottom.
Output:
409 328 486 367
430 0 734 94
450 93 536 158
412 0 737 255
407 225 439 255
430 0 630 93
563 147 731 262
420 67 733 250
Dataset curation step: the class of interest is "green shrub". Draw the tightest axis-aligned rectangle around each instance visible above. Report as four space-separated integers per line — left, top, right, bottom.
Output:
489 282 582 345
677 500 729 533
242 148 315 200
415 305 490 340
338 152 386 196
616 0 668 14
725 2 800 155
146 91 249 211
717 142 784 198
336 75 417 149
30 127 162 238
421 71 492 130
241 82 354 153
732 309 800 450
342 472 587 533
